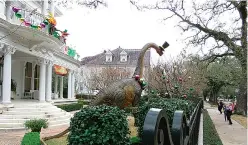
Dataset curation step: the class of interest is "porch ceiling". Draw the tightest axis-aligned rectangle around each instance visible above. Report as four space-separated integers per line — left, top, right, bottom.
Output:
12 50 34 59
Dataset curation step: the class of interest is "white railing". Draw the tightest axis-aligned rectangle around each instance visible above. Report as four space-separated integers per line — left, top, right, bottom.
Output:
8 9 66 44
9 9 48 34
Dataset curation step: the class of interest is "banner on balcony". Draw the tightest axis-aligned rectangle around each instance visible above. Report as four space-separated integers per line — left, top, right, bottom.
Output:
54 65 68 76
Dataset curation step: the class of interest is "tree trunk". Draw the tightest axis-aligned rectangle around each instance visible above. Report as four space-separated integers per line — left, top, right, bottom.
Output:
236 66 247 115
209 91 214 102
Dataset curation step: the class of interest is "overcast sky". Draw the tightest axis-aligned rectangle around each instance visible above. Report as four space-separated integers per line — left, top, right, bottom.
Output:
56 0 187 65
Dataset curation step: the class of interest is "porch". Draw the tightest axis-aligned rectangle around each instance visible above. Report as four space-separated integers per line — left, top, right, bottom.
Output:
0 47 77 105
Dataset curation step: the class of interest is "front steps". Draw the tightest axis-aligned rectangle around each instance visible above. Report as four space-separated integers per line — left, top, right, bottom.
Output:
0 102 73 131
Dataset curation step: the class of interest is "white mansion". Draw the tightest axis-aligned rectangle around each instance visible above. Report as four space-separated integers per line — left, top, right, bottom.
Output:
0 0 81 106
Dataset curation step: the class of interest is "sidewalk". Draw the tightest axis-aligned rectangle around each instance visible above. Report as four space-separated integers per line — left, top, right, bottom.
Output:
204 102 247 145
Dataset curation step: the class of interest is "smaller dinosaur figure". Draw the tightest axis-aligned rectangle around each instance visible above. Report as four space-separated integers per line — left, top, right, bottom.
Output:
90 41 169 109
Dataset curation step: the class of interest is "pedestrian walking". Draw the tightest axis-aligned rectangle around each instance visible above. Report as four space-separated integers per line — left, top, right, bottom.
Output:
226 103 233 125
218 100 224 114
223 105 227 121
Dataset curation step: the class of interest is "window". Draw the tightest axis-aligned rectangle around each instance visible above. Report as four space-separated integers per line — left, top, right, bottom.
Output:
34 65 40 90
120 55 127 62
25 62 32 91
106 55 112 62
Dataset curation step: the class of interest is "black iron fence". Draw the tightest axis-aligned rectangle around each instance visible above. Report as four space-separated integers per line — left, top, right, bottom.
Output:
142 100 203 145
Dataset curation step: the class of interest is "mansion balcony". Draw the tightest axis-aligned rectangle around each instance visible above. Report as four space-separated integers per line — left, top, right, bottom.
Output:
0 0 69 53
8 8 66 44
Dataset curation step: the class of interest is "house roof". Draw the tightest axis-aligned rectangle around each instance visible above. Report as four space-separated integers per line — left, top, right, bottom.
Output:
81 46 151 66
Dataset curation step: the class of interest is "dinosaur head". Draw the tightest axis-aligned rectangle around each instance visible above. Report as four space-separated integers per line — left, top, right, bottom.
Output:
157 41 169 56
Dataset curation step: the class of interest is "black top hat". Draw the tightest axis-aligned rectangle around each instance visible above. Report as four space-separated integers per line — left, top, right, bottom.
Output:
159 41 169 50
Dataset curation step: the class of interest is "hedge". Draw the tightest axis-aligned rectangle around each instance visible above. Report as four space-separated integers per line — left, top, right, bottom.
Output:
56 100 84 112
68 105 131 145
75 94 96 99
203 109 223 145
21 132 40 145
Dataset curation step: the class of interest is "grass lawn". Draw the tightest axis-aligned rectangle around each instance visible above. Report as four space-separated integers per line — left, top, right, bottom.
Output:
45 116 138 145
232 114 247 128
203 109 223 145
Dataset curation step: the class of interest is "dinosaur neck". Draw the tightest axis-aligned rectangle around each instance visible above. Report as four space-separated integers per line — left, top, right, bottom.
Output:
133 43 160 78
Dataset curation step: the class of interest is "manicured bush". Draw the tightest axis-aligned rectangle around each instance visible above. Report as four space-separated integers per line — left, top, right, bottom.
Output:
75 94 96 99
56 102 84 112
203 109 223 145
133 97 196 137
24 119 48 132
68 105 131 145
21 132 40 145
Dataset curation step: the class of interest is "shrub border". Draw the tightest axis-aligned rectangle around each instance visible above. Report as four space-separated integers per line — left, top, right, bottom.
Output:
203 109 223 145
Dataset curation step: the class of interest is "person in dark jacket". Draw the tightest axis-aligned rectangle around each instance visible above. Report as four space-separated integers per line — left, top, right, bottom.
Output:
226 104 233 125
218 100 224 114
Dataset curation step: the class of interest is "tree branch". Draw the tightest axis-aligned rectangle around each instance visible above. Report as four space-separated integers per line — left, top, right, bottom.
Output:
201 52 235 64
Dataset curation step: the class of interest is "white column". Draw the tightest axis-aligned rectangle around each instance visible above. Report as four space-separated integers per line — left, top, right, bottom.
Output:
5 1 12 21
38 59 46 102
54 75 58 99
0 0 6 20
2 46 15 104
67 71 72 99
71 72 75 99
42 0 48 15
60 76 63 99
45 61 52 102
50 0 55 16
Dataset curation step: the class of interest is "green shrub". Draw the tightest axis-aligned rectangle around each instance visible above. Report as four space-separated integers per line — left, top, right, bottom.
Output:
68 105 131 145
203 109 223 145
24 119 48 132
21 132 40 145
134 97 196 137
56 103 83 112
130 136 141 144
75 94 96 99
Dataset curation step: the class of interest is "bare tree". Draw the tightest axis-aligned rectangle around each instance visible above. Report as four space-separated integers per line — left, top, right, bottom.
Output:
55 0 107 9
130 0 247 114
86 67 132 91
149 54 207 98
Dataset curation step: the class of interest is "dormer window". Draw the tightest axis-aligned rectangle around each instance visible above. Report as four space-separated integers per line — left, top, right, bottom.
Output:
120 50 127 62
105 50 113 62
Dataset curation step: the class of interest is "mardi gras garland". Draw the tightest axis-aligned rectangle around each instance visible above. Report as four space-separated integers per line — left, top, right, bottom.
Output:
12 6 69 43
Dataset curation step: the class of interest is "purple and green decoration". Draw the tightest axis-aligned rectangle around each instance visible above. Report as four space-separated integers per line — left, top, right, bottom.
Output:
183 94 187 98
179 77 183 82
12 7 21 13
162 76 166 80
15 12 22 18
151 90 155 94
135 75 140 80
174 85 179 89
43 19 49 25
190 88 194 91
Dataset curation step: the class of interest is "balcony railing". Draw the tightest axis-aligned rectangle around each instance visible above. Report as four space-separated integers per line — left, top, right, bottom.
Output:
8 8 66 44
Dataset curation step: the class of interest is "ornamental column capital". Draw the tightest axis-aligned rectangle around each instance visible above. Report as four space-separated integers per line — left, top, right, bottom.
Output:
37 58 48 65
1 44 16 55
47 60 54 66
